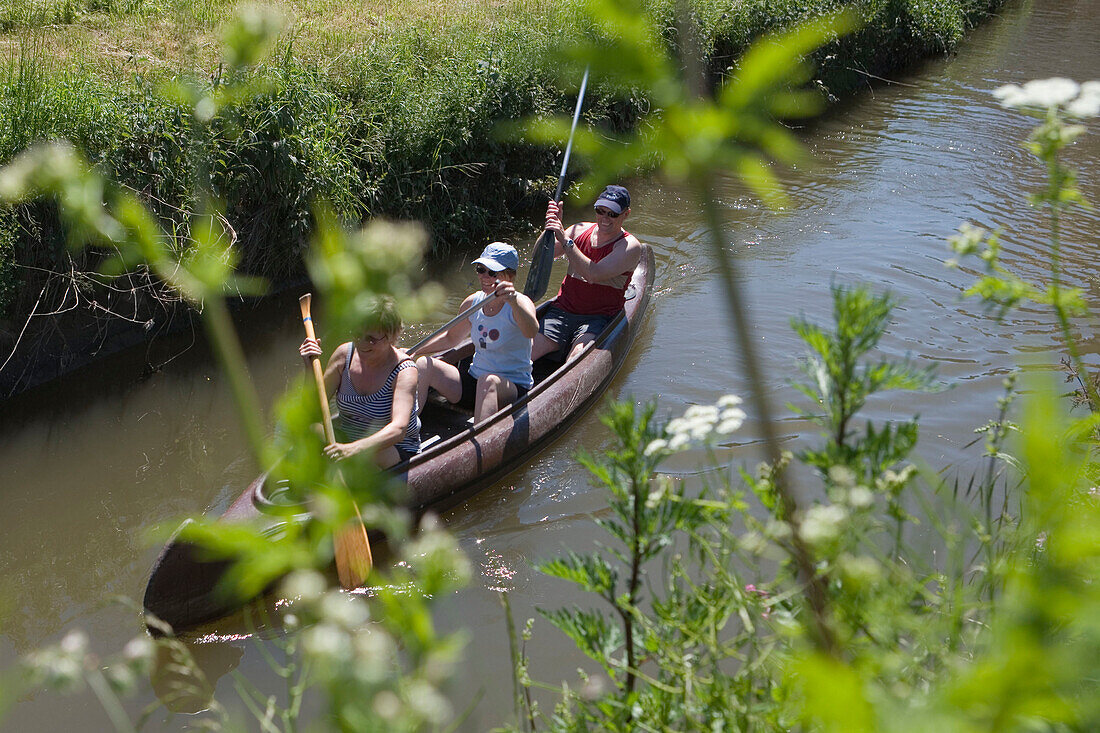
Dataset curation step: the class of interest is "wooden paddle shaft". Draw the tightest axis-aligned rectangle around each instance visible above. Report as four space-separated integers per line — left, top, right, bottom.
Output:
408 291 500 355
299 293 336 444
298 293 372 588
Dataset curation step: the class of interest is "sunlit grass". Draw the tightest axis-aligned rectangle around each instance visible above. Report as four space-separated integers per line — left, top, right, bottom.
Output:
2 0 559 80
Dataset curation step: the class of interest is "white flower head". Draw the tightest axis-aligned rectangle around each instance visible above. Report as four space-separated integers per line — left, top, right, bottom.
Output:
717 394 743 409
122 636 155 665
302 623 350 663
846 486 875 509
1022 77 1079 108
644 438 668 456
320 591 370 629
60 630 88 656
828 465 857 488
281 569 327 601
663 394 746 451
838 553 881 587
1067 80 1100 118
407 680 452 724
799 504 848 546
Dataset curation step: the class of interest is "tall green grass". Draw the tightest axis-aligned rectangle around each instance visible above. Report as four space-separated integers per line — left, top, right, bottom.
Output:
0 0 1004 338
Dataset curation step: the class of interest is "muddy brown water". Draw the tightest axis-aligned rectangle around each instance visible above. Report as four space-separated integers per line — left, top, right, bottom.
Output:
2 0 1099 729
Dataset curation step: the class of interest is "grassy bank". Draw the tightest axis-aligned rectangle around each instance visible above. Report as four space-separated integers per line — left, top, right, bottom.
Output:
0 0 1005 392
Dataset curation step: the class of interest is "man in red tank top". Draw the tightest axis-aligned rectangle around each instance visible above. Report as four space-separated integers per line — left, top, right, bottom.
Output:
533 184 644 362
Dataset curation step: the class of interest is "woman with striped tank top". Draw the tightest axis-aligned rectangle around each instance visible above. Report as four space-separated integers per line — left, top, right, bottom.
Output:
411 242 539 423
299 296 420 468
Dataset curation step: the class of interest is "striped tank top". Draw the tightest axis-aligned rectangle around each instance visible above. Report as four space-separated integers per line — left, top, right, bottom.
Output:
335 345 420 453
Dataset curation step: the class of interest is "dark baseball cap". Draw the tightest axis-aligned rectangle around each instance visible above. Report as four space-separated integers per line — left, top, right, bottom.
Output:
593 185 631 215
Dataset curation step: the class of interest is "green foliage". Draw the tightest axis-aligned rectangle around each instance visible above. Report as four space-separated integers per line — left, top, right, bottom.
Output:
951 79 1100 413
0 0 1009 349
791 285 935 483
4 10 470 731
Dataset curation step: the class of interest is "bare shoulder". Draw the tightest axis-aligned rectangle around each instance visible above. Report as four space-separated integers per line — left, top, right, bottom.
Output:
325 341 352 373
618 232 644 264
394 361 419 390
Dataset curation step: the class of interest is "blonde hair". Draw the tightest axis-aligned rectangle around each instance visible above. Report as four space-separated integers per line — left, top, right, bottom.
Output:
361 295 403 338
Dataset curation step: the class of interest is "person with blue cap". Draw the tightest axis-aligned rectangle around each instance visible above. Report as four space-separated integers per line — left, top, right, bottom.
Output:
411 242 539 422
534 184 644 362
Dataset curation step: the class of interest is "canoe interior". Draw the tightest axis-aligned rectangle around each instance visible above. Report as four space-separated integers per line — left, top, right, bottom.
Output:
143 245 653 633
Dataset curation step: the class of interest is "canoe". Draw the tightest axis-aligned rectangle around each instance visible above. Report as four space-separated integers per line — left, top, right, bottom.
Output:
143 244 654 633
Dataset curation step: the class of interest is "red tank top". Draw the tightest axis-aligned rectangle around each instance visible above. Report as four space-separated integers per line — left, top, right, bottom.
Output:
555 224 633 317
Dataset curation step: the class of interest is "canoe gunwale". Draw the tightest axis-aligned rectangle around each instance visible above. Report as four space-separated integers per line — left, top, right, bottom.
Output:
143 245 653 632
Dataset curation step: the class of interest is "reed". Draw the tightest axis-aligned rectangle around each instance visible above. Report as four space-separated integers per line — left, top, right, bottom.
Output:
0 0 1005 343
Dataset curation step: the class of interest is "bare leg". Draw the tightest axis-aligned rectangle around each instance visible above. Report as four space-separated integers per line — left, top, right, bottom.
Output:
474 373 518 423
374 445 402 469
532 333 561 361
567 334 596 361
415 355 463 411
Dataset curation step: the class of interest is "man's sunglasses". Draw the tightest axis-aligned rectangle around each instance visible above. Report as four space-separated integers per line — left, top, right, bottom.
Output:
594 207 621 218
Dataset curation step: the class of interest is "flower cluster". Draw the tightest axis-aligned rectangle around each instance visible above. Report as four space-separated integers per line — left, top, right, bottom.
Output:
993 78 1100 118
646 395 746 455
799 503 849 546
23 629 154 697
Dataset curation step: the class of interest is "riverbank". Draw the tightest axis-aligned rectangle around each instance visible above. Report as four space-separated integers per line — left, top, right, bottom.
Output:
0 0 1008 397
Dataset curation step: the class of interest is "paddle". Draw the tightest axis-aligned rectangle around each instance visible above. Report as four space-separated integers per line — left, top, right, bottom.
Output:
407 290 501 356
523 66 590 300
298 293 373 589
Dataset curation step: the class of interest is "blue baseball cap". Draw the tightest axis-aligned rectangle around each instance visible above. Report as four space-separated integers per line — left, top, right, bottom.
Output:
593 185 631 215
473 242 519 272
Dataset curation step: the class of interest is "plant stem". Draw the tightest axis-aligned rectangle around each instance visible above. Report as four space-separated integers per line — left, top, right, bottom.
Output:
693 175 838 657
85 667 137 733
200 294 267 468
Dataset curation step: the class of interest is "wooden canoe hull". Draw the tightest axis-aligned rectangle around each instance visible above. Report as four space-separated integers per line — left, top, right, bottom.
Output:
143 245 654 633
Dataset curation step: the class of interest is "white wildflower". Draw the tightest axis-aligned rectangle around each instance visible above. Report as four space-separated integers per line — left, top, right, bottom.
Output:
996 78 1080 110
764 519 792 541
645 481 668 510
838 554 881 587
716 409 746 434
1067 80 1100 117
281 569 327 601
799 504 848 546
644 438 668 456
60 630 88 656
373 690 402 720
739 531 768 555
1023 77 1079 107
846 486 875 509
353 630 396 681
993 83 1028 108
302 623 350 663
408 680 452 723
664 394 746 450
828 465 857 488
121 636 154 665
320 591 370 629
683 404 720 421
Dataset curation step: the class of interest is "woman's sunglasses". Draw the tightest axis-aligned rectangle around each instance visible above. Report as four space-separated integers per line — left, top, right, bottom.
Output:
475 264 493 275
362 333 388 345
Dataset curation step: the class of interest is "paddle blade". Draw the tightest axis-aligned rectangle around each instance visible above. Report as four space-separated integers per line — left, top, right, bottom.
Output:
334 522 373 589
523 230 557 300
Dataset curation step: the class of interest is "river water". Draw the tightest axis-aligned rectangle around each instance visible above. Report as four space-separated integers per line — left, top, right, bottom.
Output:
1 0 1098 729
